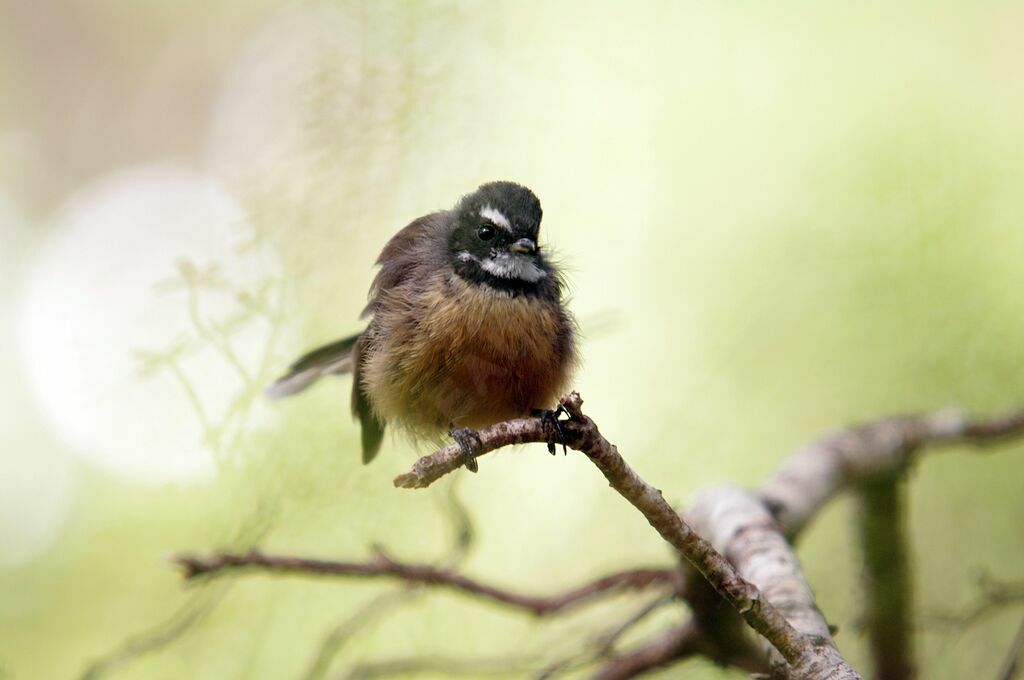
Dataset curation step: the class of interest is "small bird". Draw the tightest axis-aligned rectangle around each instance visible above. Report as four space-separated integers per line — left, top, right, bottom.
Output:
268 181 578 470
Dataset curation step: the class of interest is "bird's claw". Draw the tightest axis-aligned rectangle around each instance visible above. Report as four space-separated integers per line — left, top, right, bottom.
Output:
532 405 569 455
450 427 483 473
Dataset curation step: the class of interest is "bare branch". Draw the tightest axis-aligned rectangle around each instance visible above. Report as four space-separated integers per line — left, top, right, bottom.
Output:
590 621 705 680
174 547 677 617
393 416 548 489
960 412 1024 441
303 590 419 680
760 408 1024 539
687 487 852 678
534 594 681 679
396 392 861 679
855 475 914 680
695 405 1024 676
927 574 1024 630
79 587 229 680
343 654 536 679
594 594 679 658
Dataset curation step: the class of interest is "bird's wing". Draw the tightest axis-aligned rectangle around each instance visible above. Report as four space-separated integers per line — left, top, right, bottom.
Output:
360 211 448 319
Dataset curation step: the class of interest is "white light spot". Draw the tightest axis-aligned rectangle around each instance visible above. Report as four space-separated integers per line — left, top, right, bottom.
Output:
1 189 77 566
18 165 281 484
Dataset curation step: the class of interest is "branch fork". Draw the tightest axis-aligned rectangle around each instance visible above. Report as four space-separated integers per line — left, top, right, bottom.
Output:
394 392 860 679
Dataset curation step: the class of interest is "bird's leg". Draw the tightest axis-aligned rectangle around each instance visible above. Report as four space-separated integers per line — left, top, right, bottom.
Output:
449 426 482 473
531 404 569 455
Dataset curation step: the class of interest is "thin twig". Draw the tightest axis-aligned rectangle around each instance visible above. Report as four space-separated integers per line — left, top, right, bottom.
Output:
927 574 1024 631
590 621 705 680
534 594 680 679
343 654 536 679
79 586 229 680
304 590 420 680
174 547 677 617
595 593 679 658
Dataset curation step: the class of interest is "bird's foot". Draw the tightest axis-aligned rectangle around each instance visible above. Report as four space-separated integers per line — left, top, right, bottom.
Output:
449 426 483 473
532 405 569 456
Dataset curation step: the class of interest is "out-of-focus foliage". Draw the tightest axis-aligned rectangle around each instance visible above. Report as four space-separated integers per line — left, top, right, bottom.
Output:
1 1 1023 678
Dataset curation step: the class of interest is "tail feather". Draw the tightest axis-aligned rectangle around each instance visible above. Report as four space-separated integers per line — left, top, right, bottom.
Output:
267 330 386 463
351 335 385 464
356 393 385 464
265 333 361 399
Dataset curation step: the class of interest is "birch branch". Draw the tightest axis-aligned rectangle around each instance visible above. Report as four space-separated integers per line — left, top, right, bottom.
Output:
687 487 850 678
759 408 1024 538
700 405 1024 676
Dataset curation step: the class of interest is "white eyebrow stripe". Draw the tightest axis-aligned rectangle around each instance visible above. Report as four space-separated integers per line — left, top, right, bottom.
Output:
480 205 512 232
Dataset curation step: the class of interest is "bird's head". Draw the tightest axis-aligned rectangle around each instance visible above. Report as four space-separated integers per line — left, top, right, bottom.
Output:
448 181 553 291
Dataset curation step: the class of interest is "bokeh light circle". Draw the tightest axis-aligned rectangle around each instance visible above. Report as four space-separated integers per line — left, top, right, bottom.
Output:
18 166 280 484
1 190 77 566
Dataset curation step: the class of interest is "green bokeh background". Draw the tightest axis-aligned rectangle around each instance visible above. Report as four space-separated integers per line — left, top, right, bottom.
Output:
2 1 1023 678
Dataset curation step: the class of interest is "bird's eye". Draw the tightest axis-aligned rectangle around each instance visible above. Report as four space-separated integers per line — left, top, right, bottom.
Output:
477 224 495 241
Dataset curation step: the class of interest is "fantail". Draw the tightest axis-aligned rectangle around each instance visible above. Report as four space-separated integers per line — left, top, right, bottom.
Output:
267 181 578 470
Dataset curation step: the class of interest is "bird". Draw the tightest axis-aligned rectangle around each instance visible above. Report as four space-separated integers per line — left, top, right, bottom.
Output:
267 181 578 471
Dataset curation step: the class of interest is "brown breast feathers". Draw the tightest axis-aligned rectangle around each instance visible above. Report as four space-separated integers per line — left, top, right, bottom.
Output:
360 273 575 436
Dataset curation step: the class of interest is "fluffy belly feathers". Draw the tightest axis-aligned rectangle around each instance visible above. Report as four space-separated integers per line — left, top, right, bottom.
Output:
362 277 573 434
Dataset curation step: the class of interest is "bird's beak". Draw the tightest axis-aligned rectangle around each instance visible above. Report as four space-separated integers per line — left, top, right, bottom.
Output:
509 238 536 254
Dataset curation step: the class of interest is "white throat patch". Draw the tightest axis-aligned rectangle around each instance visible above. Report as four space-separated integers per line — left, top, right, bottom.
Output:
458 251 547 283
479 205 512 232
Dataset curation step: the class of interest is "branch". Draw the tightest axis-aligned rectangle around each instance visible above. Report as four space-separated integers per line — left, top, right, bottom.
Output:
333 593 690 679
80 587 228 680
855 475 914 680
344 654 536 678
303 589 418 680
759 408 1024 538
687 487 851 678
534 594 680 679
396 392 861 679
593 594 679 658
393 416 550 489
696 405 1024 676
590 621 705 680
174 547 677 617
927 574 1024 630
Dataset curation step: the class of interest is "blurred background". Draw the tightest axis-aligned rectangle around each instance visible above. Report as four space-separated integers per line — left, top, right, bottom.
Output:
2 1 1023 678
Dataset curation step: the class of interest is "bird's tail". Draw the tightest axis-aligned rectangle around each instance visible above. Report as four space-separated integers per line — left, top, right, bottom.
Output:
265 333 361 399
